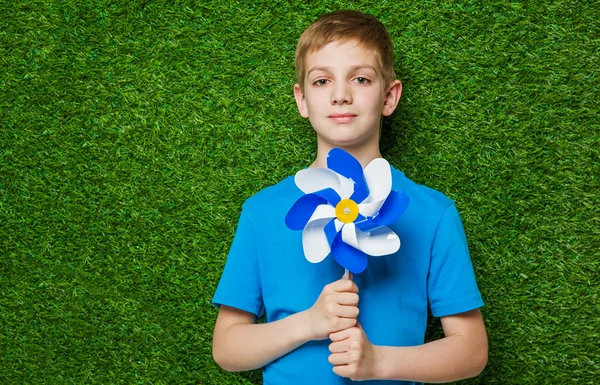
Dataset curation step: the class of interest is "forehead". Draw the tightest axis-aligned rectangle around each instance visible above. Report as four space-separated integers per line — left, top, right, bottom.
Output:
305 40 381 73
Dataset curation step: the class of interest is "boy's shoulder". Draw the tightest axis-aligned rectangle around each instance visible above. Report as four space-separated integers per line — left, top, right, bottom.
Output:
391 166 454 207
242 174 300 214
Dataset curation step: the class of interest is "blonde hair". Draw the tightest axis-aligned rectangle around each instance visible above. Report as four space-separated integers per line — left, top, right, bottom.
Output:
295 10 396 89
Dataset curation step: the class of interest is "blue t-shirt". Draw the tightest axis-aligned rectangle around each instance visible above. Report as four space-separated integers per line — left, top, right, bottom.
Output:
212 167 483 384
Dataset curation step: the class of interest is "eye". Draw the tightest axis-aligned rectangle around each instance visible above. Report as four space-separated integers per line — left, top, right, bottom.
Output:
354 77 370 85
313 79 330 86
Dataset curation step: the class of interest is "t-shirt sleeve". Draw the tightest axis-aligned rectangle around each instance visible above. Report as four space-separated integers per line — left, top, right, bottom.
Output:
428 203 484 317
211 202 264 317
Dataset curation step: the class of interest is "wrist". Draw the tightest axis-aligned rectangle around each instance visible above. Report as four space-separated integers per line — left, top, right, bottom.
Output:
291 310 316 342
371 345 389 380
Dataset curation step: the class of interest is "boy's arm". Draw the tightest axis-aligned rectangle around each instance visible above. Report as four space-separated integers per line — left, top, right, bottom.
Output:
213 277 359 372
212 305 310 372
328 308 488 382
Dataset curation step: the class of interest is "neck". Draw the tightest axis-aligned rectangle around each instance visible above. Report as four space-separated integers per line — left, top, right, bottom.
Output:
310 138 382 169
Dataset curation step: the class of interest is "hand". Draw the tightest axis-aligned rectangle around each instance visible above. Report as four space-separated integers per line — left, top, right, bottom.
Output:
305 273 359 340
328 323 380 381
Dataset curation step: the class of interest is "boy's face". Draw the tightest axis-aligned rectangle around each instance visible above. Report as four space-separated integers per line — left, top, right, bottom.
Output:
294 40 401 150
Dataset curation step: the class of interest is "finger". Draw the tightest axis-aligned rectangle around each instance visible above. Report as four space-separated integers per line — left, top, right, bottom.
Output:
330 325 363 341
329 279 359 293
331 317 357 334
336 293 359 306
329 340 350 353
335 304 359 319
328 352 349 366
324 292 358 306
332 364 351 378
330 326 353 342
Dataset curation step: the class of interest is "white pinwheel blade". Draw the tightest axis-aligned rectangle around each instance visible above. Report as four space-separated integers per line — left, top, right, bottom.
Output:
337 174 355 200
302 218 334 263
295 167 355 199
307 204 336 223
355 226 400 256
358 200 385 218
341 222 360 249
334 219 344 232
362 158 392 204
295 168 341 195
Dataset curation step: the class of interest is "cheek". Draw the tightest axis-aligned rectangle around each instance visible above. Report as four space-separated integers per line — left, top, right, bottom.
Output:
364 99 385 114
306 96 326 113
357 91 384 111
373 95 387 112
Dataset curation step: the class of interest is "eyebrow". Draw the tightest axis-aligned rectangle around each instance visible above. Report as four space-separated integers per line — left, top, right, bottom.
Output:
307 65 378 76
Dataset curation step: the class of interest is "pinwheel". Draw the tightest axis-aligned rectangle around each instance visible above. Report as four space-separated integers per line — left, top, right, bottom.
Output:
285 148 410 275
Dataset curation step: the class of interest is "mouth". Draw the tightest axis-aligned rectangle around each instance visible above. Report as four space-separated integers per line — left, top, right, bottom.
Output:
328 113 357 123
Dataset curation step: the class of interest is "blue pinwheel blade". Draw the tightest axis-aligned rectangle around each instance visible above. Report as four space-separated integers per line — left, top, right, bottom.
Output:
327 148 370 203
323 218 339 245
331 232 369 274
311 187 341 206
372 190 410 227
285 194 328 230
354 214 383 233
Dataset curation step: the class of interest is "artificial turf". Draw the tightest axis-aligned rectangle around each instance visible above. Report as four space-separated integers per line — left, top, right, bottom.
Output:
1 0 598 384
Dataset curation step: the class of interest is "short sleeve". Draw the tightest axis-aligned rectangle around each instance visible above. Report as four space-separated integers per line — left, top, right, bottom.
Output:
212 203 264 317
428 203 484 317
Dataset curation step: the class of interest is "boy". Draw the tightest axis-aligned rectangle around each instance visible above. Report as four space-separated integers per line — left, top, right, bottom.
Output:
212 10 487 384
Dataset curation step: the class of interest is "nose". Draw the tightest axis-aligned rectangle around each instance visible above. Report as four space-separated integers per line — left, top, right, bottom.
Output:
331 81 352 105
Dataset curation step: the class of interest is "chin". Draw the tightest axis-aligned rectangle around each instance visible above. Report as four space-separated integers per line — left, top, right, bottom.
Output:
322 137 370 149
315 126 378 149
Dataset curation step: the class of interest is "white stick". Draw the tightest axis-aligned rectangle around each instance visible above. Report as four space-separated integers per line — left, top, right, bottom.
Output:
343 268 350 280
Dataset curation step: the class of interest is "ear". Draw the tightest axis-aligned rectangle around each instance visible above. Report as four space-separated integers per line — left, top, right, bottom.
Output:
294 83 309 118
381 80 402 117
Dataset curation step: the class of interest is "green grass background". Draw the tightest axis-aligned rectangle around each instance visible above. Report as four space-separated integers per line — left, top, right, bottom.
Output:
1 0 598 383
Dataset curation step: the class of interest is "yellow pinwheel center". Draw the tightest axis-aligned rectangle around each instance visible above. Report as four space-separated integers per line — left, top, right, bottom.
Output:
335 199 359 224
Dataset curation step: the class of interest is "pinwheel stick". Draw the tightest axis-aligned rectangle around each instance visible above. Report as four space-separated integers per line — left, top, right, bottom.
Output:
343 268 350 280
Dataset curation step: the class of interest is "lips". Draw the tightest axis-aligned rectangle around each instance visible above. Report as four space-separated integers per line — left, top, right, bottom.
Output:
328 113 357 123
